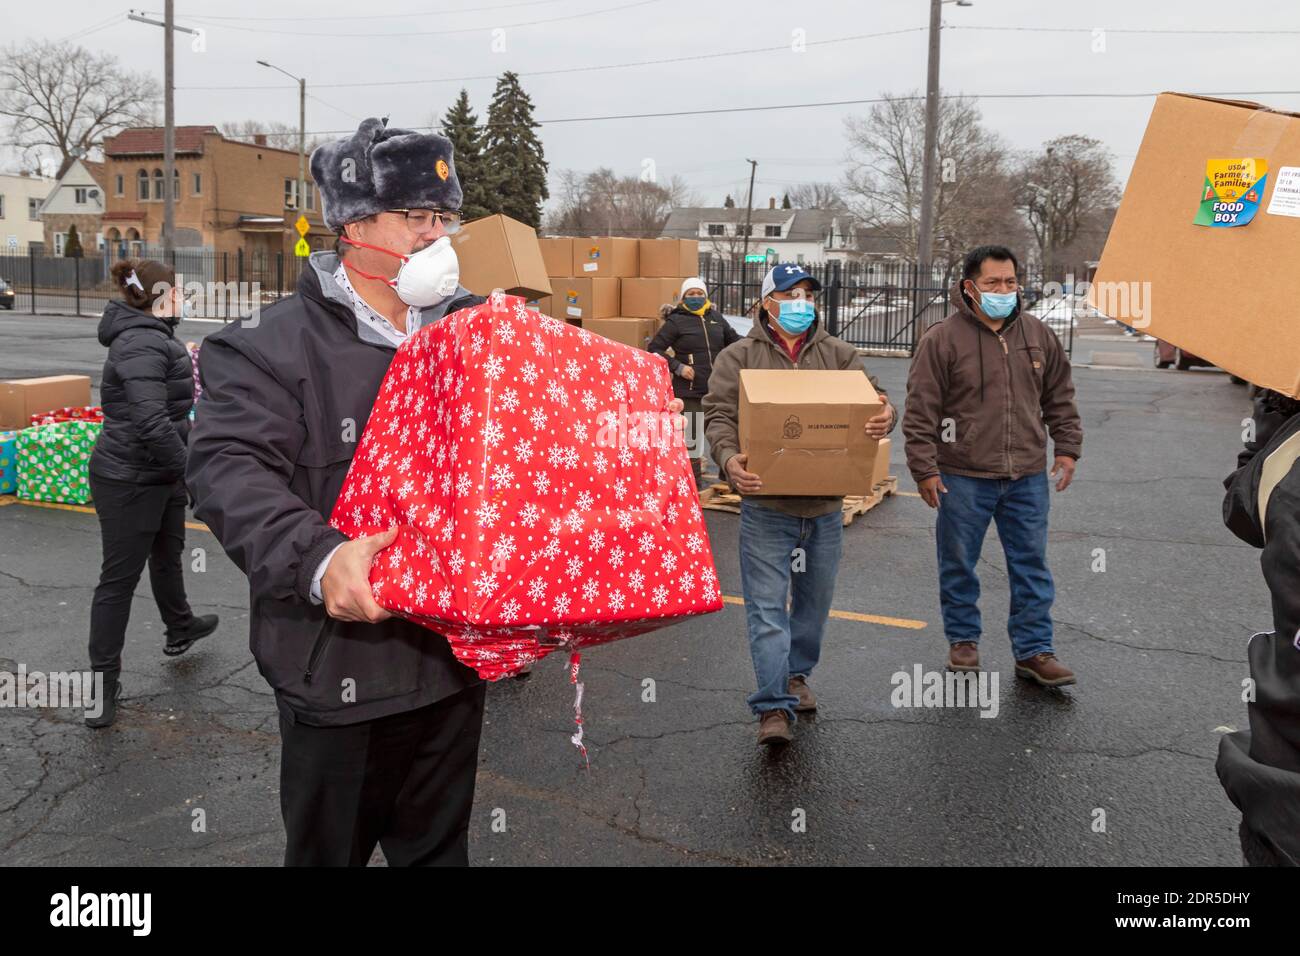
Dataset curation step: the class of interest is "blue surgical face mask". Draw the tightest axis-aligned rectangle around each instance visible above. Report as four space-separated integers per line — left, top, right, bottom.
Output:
975 288 1017 319
683 295 707 312
774 298 815 334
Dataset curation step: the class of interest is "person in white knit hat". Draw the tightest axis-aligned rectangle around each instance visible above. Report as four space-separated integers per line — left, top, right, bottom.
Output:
648 277 741 487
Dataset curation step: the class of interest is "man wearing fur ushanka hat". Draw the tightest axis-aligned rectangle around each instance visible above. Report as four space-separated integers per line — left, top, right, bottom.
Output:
187 118 490 866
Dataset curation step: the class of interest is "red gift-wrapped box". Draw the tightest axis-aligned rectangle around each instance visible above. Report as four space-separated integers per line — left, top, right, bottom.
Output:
329 294 723 680
29 405 103 427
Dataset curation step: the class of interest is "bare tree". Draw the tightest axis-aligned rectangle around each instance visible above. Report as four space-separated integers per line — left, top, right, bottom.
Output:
547 167 697 238
787 182 847 211
1014 135 1120 282
841 91 1021 275
0 41 160 177
220 120 326 155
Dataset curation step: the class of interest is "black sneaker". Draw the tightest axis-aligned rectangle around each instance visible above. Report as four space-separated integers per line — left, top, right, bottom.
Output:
85 676 122 729
164 613 219 657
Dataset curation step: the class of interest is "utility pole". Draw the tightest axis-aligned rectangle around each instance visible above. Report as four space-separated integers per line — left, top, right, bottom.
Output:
163 0 173 257
128 6 199 258
741 158 758 260
916 0 972 275
258 61 307 228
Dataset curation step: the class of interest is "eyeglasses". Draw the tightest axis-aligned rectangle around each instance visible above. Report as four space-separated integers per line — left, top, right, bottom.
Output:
387 208 462 234
770 287 815 301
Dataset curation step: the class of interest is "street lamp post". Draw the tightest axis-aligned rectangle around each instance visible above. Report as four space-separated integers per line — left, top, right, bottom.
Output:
257 61 307 228
741 158 758 261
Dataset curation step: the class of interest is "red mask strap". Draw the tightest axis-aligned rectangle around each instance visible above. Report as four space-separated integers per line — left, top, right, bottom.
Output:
339 235 408 286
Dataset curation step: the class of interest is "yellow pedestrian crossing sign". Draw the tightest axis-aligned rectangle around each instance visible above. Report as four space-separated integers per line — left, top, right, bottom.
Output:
294 237 311 257
294 215 310 237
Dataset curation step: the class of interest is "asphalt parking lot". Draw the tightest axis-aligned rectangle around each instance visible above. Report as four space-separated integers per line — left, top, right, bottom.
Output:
0 312 1265 865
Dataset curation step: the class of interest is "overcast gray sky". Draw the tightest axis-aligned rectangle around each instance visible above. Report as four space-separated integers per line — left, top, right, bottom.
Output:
9 0 1300 207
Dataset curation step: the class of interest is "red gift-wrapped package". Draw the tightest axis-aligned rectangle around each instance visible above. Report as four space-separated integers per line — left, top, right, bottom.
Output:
30 405 103 426
329 294 723 681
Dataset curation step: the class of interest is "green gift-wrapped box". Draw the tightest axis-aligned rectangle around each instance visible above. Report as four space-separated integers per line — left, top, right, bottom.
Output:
0 430 16 495
15 420 102 504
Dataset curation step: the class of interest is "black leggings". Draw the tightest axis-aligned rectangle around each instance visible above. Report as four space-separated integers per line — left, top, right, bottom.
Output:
88 472 194 677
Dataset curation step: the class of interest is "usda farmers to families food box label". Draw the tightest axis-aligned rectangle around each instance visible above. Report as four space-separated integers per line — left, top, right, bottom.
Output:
1194 157 1267 227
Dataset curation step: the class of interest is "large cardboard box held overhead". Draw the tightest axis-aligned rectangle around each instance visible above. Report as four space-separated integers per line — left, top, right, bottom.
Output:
739 369 884 497
557 277 620 321
572 237 638 277
583 317 662 350
0 376 93 430
451 214 552 300
621 277 681 318
1091 92 1300 396
639 238 700 278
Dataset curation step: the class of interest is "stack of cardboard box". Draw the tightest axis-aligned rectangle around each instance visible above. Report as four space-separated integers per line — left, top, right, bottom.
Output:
0 375 102 504
537 236 701 349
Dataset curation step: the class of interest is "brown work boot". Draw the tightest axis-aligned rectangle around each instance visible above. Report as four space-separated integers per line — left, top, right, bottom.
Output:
1014 652 1076 687
757 710 793 746
947 641 980 672
788 675 817 712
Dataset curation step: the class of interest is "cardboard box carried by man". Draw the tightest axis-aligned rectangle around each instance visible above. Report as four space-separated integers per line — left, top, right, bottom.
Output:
738 369 886 497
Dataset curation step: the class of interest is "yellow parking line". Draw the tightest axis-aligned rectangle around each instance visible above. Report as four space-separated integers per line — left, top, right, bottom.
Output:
721 593 926 630
1 495 927 629
0 495 210 532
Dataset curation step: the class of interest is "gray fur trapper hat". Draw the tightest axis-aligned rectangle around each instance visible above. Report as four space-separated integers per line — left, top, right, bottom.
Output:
310 117 463 230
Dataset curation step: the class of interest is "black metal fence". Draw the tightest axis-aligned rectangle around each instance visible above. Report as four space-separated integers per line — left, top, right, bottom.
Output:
698 256 1080 356
2 247 1079 357
0 248 310 319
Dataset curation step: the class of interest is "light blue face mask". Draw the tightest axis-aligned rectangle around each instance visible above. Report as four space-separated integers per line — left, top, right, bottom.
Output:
774 298 815 334
975 288 1017 319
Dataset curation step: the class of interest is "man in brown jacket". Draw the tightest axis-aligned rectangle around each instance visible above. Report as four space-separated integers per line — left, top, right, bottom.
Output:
903 245 1082 687
704 264 896 746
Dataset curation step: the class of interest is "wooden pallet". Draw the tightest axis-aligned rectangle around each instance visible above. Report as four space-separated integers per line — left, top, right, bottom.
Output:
699 476 898 525
839 476 898 525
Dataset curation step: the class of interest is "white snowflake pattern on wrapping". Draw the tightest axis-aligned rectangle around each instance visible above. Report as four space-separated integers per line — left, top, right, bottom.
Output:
325 296 723 680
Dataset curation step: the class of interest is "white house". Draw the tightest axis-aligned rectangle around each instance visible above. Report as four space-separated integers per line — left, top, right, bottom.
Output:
0 172 56 253
38 159 107 255
661 199 870 264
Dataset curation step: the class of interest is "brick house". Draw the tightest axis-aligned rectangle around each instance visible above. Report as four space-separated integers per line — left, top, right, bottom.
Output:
100 125 330 259
39 158 107 255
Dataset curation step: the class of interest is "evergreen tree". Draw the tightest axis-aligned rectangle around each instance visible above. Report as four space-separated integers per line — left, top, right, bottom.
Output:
723 194 736 209
781 193 792 209
64 225 83 257
482 71 549 228
440 88 493 222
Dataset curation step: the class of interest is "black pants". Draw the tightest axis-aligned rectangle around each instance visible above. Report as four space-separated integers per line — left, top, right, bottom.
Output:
88 472 194 677
278 682 487 866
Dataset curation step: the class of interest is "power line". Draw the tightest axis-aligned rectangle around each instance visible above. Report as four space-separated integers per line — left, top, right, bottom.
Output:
229 89 1300 138
160 0 571 19
182 0 664 38
951 25 1300 35
306 93 362 123
177 27 926 91
57 12 126 43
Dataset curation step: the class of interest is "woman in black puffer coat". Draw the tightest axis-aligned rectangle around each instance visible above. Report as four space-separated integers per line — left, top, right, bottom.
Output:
86 259 218 728
648 277 741 487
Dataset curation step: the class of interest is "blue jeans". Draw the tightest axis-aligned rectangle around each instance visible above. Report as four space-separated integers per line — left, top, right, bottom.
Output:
738 500 843 719
935 471 1055 660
